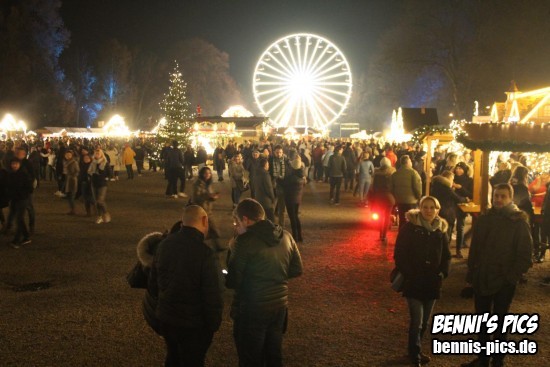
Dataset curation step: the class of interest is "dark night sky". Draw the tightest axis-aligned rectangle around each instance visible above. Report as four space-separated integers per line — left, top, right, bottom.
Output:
61 0 402 100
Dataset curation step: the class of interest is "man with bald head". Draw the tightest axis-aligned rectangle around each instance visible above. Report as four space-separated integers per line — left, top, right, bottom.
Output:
152 205 224 366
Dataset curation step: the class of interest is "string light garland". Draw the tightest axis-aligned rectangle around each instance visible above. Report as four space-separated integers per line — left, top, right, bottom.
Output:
410 125 453 144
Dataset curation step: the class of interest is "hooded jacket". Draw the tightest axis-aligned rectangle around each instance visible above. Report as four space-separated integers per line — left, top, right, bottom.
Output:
467 204 533 296
138 232 164 334
394 209 451 300
226 220 303 318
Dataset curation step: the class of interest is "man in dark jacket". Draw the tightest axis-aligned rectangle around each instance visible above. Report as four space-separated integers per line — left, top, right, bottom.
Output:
269 145 290 226
252 158 275 222
6 158 33 248
152 205 224 367
342 143 356 192
164 141 187 198
328 145 346 205
462 183 533 367
245 150 261 199
227 198 303 367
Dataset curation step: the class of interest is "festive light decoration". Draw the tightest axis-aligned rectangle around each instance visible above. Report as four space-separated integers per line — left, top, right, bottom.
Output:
221 105 254 118
0 113 27 133
157 62 194 148
410 124 453 144
386 108 412 142
103 114 131 136
253 33 352 130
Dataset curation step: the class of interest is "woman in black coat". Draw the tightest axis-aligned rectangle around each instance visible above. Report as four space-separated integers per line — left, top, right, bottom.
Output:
284 156 305 242
430 171 468 244
453 162 473 257
394 196 451 367
252 158 276 222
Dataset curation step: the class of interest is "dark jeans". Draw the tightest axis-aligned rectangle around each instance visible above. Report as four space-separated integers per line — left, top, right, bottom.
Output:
136 160 144 174
166 168 179 196
329 177 343 203
185 165 193 179
314 162 323 181
397 203 417 229
344 169 355 191
406 297 436 362
161 323 214 367
232 187 242 206
11 198 30 242
125 164 134 179
217 169 224 181
456 210 467 252
275 185 286 226
7 193 35 232
285 201 302 241
233 307 287 367
474 284 517 364
378 204 392 240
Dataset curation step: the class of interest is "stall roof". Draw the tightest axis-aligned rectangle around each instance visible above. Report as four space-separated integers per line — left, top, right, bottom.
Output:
196 116 267 129
457 123 550 152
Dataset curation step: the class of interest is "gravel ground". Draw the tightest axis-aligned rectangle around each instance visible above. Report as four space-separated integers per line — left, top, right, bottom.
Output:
0 170 549 366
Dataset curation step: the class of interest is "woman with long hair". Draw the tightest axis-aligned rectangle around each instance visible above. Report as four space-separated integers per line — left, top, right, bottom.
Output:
394 196 451 367
89 148 111 224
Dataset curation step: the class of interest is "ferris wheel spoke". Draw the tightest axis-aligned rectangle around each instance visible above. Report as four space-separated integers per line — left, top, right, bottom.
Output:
255 86 291 97
313 89 347 109
314 86 352 98
306 43 330 75
301 36 312 73
265 91 294 116
306 96 324 129
256 70 290 82
309 97 332 128
310 61 345 79
266 51 295 77
309 51 339 78
260 60 293 79
261 89 293 108
314 71 351 82
274 98 295 127
295 37 303 74
312 93 338 117
274 44 298 74
284 39 300 77
304 38 321 75
317 82 352 86
255 81 291 86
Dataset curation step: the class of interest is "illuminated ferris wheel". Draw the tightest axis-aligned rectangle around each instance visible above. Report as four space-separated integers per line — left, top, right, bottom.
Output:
253 33 352 130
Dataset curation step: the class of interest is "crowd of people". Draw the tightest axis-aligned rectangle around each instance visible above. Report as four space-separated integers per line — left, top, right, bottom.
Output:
1 133 549 366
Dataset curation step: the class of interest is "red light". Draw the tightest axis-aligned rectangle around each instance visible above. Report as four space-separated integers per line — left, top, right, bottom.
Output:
371 213 379 221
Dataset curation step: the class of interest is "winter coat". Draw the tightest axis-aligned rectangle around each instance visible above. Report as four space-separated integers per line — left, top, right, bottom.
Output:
88 158 109 188
467 204 533 296
371 166 396 207
64 158 80 194
6 167 33 201
343 147 356 172
122 147 136 165
0 169 9 208
328 154 346 177
134 146 145 161
453 173 473 199
391 166 422 205
229 161 248 189
213 148 225 170
512 184 534 219
153 226 224 331
191 178 216 214
226 220 303 318
284 167 305 205
139 232 165 335
196 148 207 165
490 169 512 188
105 148 120 170
394 210 451 300
165 148 184 169
430 175 468 226
253 168 276 211
358 160 375 181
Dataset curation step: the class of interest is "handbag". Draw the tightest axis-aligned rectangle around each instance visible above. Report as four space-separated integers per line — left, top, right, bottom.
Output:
389 267 404 292
236 179 249 192
126 261 148 289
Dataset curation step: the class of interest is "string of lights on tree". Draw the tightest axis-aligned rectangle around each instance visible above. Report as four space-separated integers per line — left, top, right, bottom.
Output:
156 62 195 149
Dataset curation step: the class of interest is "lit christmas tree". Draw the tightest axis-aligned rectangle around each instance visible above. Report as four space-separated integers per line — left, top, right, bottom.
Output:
157 62 194 148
